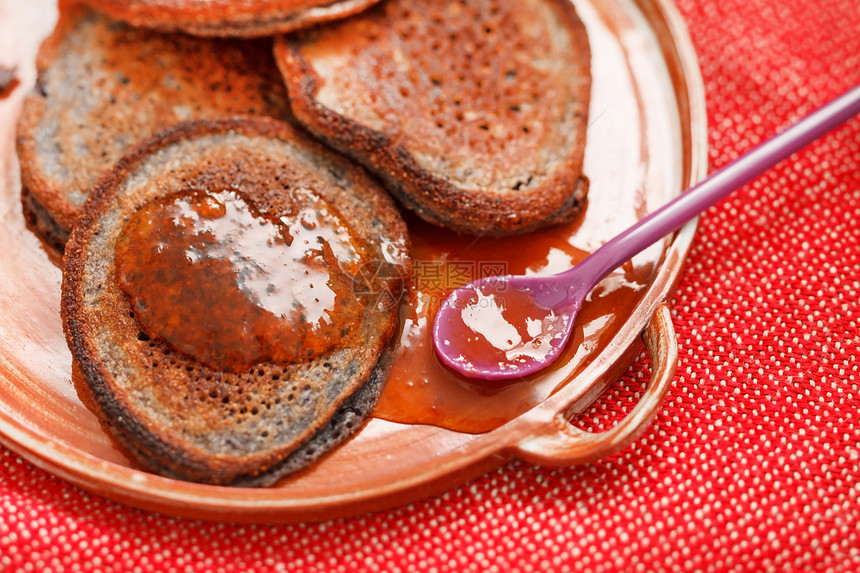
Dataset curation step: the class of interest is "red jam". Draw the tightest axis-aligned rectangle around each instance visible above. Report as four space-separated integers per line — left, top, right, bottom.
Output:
116 188 366 372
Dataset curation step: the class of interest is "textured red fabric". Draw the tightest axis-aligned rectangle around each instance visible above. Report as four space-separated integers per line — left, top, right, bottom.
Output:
1 0 859 571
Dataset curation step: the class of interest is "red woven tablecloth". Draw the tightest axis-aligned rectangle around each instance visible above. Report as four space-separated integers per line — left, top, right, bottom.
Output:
2 0 859 570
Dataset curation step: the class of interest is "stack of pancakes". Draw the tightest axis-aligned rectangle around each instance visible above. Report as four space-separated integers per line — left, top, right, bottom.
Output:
17 0 592 486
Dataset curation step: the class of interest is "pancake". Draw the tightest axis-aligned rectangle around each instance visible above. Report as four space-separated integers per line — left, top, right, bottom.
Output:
275 0 592 236
82 0 384 37
17 3 291 250
62 117 411 486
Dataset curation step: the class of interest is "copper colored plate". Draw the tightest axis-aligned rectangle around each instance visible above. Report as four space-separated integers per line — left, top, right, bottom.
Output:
0 0 706 522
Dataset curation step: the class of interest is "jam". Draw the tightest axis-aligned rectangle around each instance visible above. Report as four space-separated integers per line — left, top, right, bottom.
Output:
374 214 657 433
434 281 573 377
116 188 366 372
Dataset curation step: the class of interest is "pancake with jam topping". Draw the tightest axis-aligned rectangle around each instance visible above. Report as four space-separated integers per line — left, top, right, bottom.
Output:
62 117 411 486
275 0 592 236
16 3 291 251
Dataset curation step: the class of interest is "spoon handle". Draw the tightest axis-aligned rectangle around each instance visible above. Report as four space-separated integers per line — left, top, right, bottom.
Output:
570 84 860 289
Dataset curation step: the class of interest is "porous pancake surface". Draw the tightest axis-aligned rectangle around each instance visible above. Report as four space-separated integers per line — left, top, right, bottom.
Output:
277 0 591 235
62 118 411 486
17 4 290 247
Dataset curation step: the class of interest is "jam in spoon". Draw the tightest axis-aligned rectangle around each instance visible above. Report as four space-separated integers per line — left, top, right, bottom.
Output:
433 84 860 381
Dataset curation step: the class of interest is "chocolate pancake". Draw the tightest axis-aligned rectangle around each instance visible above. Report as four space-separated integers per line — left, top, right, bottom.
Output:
62 117 411 486
16 3 291 251
275 0 592 236
82 0 384 37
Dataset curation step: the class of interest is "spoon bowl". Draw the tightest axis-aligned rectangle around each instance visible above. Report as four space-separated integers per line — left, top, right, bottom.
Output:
432 273 581 379
434 84 860 380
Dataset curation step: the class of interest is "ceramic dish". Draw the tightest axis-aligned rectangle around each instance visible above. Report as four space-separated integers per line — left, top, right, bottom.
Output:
0 0 706 522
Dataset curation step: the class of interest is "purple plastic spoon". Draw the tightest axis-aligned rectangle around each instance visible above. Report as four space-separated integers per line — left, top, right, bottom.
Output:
433 84 860 381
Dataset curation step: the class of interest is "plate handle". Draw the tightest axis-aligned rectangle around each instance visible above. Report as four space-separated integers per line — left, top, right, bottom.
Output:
513 303 678 466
